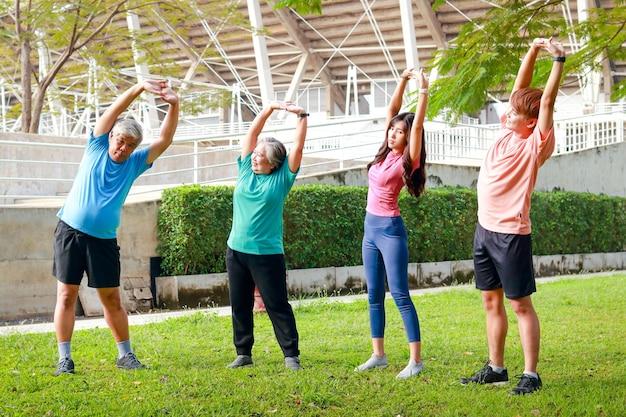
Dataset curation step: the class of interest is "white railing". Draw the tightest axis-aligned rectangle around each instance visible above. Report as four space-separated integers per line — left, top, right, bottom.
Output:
1 107 625 204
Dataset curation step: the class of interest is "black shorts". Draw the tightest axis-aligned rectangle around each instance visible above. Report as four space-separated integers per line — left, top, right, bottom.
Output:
53 220 121 288
473 222 536 299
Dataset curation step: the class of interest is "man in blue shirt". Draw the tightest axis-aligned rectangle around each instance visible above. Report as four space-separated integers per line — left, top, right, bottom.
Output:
52 79 179 376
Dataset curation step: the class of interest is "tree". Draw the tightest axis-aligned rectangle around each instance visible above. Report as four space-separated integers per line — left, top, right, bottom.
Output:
424 0 626 123
271 0 324 16
0 0 239 133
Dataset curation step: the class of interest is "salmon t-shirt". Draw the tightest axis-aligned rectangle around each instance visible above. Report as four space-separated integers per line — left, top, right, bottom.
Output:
477 113 555 235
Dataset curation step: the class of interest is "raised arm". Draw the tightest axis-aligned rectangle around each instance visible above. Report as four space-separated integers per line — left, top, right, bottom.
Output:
536 38 566 135
147 86 179 165
285 103 308 173
409 68 429 163
387 68 413 124
512 40 542 95
240 102 287 159
93 79 171 137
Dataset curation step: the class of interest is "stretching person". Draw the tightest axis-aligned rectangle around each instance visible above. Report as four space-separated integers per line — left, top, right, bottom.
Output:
226 101 308 371
355 68 428 379
53 80 179 375
460 38 566 395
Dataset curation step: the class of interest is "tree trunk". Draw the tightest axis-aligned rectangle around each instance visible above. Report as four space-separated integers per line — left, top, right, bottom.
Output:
20 37 32 133
29 88 45 134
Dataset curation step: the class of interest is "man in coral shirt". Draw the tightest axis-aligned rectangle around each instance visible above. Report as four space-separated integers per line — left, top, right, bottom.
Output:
460 38 566 395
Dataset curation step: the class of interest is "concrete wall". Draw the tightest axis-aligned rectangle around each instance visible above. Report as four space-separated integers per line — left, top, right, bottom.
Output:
3 189 625 322
0 132 363 203
0 132 241 202
4 132 626 201
2 136 625 322
155 253 626 310
297 142 626 198
295 162 482 190
0 198 160 322
537 142 626 196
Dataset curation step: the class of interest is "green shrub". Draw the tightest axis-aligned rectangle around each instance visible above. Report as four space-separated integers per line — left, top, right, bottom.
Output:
157 184 626 276
283 185 367 269
402 187 478 262
531 191 626 254
157 185 233 275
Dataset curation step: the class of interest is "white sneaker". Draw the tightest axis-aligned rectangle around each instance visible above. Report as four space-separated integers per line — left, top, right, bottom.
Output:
355 354 388 371
395 359 424 379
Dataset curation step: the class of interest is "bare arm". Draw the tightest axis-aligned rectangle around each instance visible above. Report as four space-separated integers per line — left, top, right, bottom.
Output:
387 68 412 125
409 68 428 163
240 102 286 159
93 79 170 137
285 103 308 173
511 40 542 95
537 38 566 135
147 86 180 165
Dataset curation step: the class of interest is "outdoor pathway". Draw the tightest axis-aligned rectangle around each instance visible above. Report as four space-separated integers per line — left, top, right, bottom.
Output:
0 272 618 337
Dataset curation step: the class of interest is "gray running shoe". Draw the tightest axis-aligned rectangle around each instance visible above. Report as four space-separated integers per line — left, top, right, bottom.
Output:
227 355 253 368
460 361 508 385
54 357 75 376
284 356 302 370
510 374 542 395
116 352 146 370
355 354 388 371
396 360 425 380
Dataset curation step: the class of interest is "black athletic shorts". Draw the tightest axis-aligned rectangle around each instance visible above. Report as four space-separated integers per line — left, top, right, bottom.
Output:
53 220 121 288
473 222 536 299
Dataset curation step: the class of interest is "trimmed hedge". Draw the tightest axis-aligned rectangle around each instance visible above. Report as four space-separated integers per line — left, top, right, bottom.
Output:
157 184 626 276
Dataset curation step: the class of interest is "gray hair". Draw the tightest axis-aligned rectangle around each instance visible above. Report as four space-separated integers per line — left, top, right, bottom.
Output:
259 137 287 171
112 118 143 144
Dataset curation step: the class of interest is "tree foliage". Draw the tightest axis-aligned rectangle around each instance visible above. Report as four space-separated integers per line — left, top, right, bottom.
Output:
0 0 624 132
0 0 243 133
271 0 324 16
424 0 626 123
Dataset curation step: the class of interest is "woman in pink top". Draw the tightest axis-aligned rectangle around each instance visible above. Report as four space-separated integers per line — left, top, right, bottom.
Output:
355 68 428 379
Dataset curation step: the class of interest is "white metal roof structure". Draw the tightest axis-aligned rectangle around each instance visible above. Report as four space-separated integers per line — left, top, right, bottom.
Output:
0 0 623 136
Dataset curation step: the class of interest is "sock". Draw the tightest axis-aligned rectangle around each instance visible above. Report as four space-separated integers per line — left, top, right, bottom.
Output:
116 340 132 359
58 342 72 360
489 364 506 373
523 371 539 379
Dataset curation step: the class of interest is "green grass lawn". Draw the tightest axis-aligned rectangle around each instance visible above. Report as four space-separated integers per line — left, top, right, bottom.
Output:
1 274 625 416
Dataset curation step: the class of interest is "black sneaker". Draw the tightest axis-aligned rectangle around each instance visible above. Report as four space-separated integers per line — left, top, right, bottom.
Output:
54 357 75 376
510 374 542 395
460 361 509 385
116 352 146 370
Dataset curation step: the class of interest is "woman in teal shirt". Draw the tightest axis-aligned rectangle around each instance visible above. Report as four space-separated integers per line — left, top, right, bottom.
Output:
226 101 308 371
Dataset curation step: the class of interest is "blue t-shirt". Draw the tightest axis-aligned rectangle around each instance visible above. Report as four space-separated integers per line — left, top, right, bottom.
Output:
57 131 152 239
227 153 298 255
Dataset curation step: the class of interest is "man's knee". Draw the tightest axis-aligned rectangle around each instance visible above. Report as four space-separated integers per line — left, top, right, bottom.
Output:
481 289 505 312
56 283 80 308
98 288 123 309
508 296 535 316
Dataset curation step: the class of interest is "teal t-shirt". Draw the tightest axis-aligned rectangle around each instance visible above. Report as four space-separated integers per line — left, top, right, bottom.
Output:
227 152 298 255
57 131 152 239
